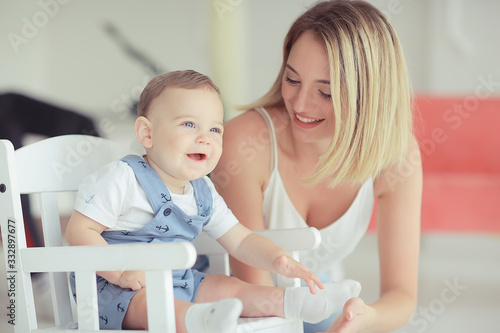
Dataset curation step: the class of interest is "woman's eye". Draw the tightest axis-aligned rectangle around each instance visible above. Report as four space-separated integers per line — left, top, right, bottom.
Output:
210 127 222 134
319 90 332 100
183 121 195 128
285 76 300 85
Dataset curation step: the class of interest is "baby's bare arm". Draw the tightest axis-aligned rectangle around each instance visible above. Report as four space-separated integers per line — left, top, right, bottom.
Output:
65 210 108 246
217 223 323 293
65 211 144 289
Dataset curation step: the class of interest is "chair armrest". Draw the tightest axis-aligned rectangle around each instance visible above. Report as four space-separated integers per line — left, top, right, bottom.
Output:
20 242 197 273
19 242 196 331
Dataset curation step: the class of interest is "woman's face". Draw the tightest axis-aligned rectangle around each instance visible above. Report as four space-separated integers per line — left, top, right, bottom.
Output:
281 31 335 146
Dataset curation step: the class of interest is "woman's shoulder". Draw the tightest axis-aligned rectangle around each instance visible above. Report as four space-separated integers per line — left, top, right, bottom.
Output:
224 109 268 134
224 107 289 140
222 109 272 156
215 109 273 186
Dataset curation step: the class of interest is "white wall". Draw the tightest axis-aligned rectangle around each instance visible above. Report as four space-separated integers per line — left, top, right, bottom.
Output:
424 0 500 95
1 0 212 115
1 0 499 129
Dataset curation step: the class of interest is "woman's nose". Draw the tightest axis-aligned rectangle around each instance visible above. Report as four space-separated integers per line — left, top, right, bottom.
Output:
293 86 314 112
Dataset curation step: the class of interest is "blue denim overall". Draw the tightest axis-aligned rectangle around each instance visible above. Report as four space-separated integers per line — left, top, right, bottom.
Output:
70 155 213 329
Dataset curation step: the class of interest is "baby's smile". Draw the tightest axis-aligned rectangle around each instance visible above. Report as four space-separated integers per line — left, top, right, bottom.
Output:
187 153 207 161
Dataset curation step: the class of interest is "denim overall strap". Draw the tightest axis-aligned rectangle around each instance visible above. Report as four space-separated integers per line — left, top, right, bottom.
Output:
121 154 172 214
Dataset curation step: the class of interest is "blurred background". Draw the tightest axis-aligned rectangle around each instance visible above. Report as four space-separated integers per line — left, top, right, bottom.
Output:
1 0 499 122
0 0 499 332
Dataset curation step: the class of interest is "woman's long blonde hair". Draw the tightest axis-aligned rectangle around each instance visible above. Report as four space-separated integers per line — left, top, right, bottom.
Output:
246 0 413 187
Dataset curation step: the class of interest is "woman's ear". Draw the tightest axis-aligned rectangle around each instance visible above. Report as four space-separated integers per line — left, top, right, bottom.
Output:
135 116 153 149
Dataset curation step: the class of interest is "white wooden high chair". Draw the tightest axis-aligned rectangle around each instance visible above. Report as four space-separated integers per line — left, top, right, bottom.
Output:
0 135 321 333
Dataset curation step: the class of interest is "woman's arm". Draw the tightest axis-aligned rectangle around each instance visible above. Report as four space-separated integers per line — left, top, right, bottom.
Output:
212 110 275 286
329 137 422 332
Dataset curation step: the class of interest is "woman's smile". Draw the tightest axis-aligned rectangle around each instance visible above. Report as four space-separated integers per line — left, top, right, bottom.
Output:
293 112 325 129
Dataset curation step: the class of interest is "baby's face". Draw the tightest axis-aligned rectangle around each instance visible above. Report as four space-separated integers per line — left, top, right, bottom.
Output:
146 87 224 185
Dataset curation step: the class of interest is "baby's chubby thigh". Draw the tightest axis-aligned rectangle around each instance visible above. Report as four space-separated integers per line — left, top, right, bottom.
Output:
122 288 148 329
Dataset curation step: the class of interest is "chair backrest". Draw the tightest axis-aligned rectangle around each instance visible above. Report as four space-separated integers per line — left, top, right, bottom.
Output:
0 135 142 331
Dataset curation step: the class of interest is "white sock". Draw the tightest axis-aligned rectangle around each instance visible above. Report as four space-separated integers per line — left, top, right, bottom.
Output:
283 279 361 323
185 298 243 333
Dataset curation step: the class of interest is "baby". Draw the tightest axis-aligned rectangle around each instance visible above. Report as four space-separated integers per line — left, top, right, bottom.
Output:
65 70 361 332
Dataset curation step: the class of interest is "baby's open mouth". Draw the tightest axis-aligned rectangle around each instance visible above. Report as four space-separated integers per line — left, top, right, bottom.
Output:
187 153 207 161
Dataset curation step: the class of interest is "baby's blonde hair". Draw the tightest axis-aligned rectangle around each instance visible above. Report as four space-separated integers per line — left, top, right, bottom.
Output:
138 70 220 117
246 0 413 187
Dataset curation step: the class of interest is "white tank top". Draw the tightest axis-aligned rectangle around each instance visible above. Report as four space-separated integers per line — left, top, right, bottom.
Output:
257 108 374 280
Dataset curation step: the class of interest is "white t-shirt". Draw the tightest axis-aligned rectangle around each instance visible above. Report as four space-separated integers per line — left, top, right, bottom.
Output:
74 160 238 240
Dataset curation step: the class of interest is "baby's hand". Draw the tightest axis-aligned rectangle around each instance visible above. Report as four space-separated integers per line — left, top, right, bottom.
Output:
273 255 324 293
117 270 146 291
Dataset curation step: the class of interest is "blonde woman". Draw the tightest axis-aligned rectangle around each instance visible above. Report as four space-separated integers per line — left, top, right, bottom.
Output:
212 1 422 332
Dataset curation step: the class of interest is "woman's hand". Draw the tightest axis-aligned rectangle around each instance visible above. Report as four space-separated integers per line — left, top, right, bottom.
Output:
326 297 366 333
116 270 146 291
273 255 324 293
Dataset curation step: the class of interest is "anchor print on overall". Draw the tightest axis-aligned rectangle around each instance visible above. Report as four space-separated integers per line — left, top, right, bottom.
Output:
71 154 213 329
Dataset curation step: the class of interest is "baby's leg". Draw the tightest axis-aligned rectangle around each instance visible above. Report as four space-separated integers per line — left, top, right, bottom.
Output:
196 275 361 323
195 274 286 317
122 287 242 333
122 288 148 330
123 289 189 330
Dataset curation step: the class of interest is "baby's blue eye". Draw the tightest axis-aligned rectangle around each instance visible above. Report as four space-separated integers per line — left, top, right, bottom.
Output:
210 128 222 134
183 121 195 128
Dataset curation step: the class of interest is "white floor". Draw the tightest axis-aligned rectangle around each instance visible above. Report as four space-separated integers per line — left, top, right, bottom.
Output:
343 232 500 333
1 232 499 332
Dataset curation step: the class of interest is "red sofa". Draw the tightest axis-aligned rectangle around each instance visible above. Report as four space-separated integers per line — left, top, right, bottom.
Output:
369 96 500 232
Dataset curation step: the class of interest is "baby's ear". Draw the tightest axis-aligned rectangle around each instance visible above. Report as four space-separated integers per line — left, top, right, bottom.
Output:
135 116 153 148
